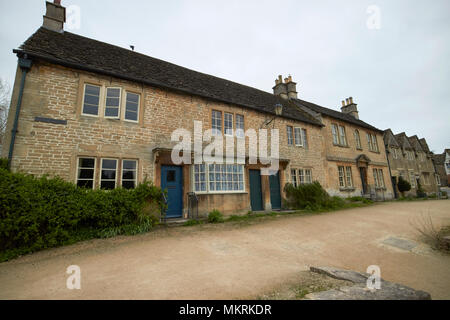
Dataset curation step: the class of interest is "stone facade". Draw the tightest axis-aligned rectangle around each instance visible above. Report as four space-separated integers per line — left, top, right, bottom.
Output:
384 129 439 197
432 150 450 188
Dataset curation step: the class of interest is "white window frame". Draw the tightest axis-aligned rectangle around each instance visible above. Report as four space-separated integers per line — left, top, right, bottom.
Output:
294 127 303 147
192 163 246 194
409 172 416 188
339 126 347 146
436 174 441 186
124 91 140 123
345 167 353 187
291 169 298 187
224 112 234 136
392 148 398 159
235 114 244 138
355 130 362 149
100 158 118 190
76 157 96 189
122 159 138 189
287 126 294 146
338 166 346 188
81 83 102 117
104 87 122 119
332 124 339 145
305 169 312 184
212 110 222 136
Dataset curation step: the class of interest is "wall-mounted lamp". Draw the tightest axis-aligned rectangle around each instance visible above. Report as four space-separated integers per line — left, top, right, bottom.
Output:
262 103 284 128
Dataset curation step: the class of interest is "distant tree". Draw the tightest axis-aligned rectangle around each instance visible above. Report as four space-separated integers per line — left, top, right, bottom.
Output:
0 78 11 146
397 176 411 197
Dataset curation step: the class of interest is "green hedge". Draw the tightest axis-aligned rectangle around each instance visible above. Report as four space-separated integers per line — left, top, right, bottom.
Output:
284 181 346 210
0 168 166 257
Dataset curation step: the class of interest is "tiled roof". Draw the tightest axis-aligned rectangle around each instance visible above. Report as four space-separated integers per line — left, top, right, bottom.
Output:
15 27 322 127
292 99 383 132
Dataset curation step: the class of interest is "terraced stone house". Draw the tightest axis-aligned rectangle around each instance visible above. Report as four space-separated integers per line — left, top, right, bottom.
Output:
383 129 439 197
2 1 394 219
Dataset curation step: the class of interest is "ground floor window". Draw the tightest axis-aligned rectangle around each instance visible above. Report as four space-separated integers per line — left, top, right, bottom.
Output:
77 158 96 189
193 164 245 193
436 174 441 186
409 172 416 188
422 173 430 185
338 166 353 188
77 157 138 190
291 168 312 186
373 169 385 188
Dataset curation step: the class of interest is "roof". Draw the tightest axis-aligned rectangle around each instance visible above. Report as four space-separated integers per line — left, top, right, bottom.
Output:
419 138 430 153
394 133 413 150
408 135 424 152
14 27 322 127
383 129 400 147
292 98 383 132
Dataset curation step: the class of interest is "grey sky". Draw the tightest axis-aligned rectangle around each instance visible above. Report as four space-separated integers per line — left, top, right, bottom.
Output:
0 0 449 152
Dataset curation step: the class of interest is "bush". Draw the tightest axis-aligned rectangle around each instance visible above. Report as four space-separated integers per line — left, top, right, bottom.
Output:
397 177 411 197
208 209 224 223
0 158 8 170
0 168 166 258
284 182 330 210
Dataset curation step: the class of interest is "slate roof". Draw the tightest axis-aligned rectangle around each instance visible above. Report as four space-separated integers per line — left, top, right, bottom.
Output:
292 98 383 132
394 133 413 150
383 129 400 147
432 153 445 165
419 138 430 153
408 135 424 152
14 27 321 127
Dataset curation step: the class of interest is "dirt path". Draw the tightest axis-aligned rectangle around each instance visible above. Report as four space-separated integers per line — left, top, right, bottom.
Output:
1 201 449 300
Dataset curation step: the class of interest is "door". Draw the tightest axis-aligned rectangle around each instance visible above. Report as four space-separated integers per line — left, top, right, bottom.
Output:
161 166 183 219
249 170 264 211
269 171 281 210
360 167 368 194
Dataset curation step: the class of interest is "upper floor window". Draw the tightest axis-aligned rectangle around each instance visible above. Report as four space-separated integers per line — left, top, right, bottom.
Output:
406 150 415 161
392 147 398 159
104 88 121 118
367 133 379 152
294 128 303 147
287 126 294 146
82 84 101 116
81 83 141 122
224 113 234 136
236 114 244 138
354 130 362 149
125 92 140 122
212 110 222 136
332 124 347 147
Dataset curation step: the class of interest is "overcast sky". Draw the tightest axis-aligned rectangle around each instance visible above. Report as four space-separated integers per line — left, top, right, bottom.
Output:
0 0 449 152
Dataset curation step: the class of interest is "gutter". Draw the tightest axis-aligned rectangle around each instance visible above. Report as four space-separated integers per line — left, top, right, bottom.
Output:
12 49 323 128
7 56 32 169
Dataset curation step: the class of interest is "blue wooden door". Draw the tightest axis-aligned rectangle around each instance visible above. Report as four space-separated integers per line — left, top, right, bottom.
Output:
269 171 281 210
249 170 264 211
161 166 183 219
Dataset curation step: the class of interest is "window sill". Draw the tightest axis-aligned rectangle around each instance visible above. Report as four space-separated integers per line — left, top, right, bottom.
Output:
194 192 248 195
339 187 355 192
375 187 387 191
333 144 350 148
369 151 381 154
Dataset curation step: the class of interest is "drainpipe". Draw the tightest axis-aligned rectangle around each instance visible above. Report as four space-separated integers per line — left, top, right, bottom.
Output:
7 56 32 169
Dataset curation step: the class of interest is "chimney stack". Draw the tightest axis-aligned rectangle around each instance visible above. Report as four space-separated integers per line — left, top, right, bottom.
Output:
273 75 298 100
43 0 66 33
341 97 359 119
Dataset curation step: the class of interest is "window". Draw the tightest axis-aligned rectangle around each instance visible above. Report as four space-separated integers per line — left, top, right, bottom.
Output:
346 167 353 187
354 130 362 149
212 110 222 136
224 113 233 136
332 124 339 145
338 166 353 188
125 92 140 122
436 174 441 186
373 169 385 188
82 84 101 116
406 151 415 161
104 88 121 118
101 159 118 190
236 114 244 138
122 160 137 189
287 126 294 146
193 164 244 193
339 126 347 146
291 169 298 187
332 124 347 146
77 158 96 189
194 164 207 192
409 172 416 188
294 128 303 147
392 148 398 159
367 133 379 152
305 169 312 184
298 169 305 184
338 166 346 188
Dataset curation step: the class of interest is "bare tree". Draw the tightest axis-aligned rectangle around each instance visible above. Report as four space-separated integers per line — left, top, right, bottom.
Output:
0 78 11 146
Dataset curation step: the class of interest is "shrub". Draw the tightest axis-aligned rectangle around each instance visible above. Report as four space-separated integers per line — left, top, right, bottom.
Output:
0 158 8 170
0 168 166 258
348 196 373 204
416 181 427 198
208 209 224 223
284 181 336 210
397 177 411 197
183 219 203 227
442 191 448 198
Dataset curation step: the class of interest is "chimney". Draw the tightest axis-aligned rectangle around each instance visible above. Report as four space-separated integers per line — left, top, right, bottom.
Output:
341 97 359 119
273 75 288 100
285 75 298 99
43 0 66 33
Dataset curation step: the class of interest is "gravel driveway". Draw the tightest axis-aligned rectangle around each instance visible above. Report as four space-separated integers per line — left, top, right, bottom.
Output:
1 200 449 300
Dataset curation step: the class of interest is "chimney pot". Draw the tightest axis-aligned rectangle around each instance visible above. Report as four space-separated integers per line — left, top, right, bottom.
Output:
341 97 359 119
54 0 61 5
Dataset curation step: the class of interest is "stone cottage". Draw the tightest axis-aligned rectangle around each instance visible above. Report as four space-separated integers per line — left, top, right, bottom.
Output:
2 1 394 219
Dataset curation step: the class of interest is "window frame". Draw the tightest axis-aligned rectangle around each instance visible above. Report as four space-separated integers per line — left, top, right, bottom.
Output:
121 159 138 189
294 127 304 147
103 87 122 119
224 112 234 137
338 166 346 188
338 126 347 146
287 126 294 146
291 169 298 187
76 157 96 189
100 158 118 190
81 83 102 117
409 172 416 188
192 163 246 194
211 110 223 136
354 130 362 149
332 124 339 145
235 114 245 138
124 91 141 123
